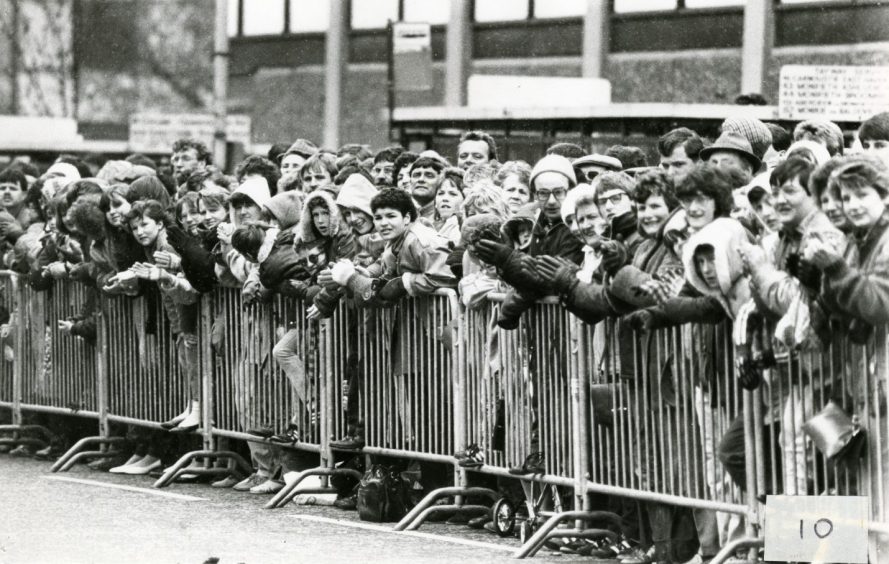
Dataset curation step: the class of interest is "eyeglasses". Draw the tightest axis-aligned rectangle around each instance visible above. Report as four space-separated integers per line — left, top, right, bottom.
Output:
596 192 626 207
536 188 568 202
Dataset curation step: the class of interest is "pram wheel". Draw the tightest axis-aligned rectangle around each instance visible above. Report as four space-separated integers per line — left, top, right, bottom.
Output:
491 497 516 537
518 520 534 544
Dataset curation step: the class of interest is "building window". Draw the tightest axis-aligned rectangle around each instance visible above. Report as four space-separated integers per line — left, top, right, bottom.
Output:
403 0 450 24
533 0 586 19
683 0 744 7
227 0 240 36
290 0 330 32
614 0 678 13
351 0 399 29
474 0 530 22
242 0 286 35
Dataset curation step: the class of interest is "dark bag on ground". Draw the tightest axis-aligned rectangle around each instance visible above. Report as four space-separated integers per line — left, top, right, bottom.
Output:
357 464 411 522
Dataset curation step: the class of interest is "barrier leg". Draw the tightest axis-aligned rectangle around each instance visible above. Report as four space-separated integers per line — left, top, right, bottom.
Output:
513 510 622 559
393 486 499 531
265 467 361 509
708 537 764 564
0 424 53 450
51 436 128 472
153 450 253 489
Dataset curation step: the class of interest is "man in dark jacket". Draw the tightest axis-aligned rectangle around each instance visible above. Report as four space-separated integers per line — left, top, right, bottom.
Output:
474 154 584 329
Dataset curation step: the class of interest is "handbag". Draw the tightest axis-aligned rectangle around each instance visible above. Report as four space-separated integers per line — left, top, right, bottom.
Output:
802 400 867 463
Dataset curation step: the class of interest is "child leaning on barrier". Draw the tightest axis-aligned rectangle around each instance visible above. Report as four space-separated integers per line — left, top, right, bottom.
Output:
327 187 456 306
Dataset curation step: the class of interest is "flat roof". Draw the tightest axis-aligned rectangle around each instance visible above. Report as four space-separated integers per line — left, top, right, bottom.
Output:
393 103 782 123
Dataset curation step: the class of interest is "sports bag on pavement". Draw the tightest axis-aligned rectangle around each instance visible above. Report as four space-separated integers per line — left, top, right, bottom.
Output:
356 464 410 522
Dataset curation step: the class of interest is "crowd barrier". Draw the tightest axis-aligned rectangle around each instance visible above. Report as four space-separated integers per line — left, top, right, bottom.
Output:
1 273 887 561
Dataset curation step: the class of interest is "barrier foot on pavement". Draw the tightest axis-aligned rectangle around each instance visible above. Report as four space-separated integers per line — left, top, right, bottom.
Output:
513 510 622 559
154 450 253 489
393 487 499 531
51 436 127 472
266 467 362 510
708 537 764 564
0 424 54 451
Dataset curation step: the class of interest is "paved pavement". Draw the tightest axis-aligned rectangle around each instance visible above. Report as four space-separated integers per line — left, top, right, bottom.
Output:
0 455 592 564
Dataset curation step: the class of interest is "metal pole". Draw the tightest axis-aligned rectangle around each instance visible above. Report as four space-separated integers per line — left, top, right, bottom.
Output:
324 0 348 148
213 0 230 171
581 0 609 78
741 0 772 95
444 0 471 106
387 20 395 142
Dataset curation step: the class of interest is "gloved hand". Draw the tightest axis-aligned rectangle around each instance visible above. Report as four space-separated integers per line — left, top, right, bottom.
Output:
735 349 763 391
330 260 356 286
609 210 638 241
377 277 408 302
622 310 655 333
786 253 821 294
534 255 579 294
472 239 513 268
446 246 465 278
600 240 629 276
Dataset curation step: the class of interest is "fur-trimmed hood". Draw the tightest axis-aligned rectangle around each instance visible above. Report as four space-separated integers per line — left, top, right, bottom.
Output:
682 217 752 318
297 189 346 244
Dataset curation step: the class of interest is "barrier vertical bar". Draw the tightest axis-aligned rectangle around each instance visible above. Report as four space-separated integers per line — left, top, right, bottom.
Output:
11 274 22 428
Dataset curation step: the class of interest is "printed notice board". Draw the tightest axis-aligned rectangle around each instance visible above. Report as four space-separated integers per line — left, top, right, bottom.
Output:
779 65 889 122
764 495 869 563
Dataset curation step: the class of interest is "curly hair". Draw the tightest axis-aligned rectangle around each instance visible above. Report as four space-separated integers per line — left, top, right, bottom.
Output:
235 155 280 196
633 169 679 210
675 164 734 219
371 187 417 221
461 179 511 221
827 155 889 199
172 138 213 165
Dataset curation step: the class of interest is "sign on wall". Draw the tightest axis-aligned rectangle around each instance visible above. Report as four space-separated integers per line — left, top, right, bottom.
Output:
779 65 889 122
392 22 433 92
129 113 252 154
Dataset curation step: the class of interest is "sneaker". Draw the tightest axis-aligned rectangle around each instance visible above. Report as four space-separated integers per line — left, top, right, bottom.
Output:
249 479 284 494
269 425 300 445
232 473 266 492
9 445 34 457
508 452 545 475
246 426 275 438
110 454 144 474
118 456 162 475
333 494 357 510
211 475 242 488
329 435 364 450
33 445 61 461
458 450 484 468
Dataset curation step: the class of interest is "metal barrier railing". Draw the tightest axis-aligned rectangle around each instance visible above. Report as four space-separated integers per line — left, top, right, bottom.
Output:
2 270 883 559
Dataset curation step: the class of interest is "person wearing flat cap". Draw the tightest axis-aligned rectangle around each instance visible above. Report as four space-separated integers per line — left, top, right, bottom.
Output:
573 153 623 185
700 132 762 186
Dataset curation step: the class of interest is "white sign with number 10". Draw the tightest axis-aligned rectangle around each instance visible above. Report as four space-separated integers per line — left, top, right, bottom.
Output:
764 495 869 563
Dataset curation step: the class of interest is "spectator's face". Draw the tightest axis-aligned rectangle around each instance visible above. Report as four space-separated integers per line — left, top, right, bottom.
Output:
373 206 411 241
752 194 781 232
501 173 531 213
707 151 752 183
0 181 25 209
171 148 205 182
397 166 412 190
371 160 395 187
301 165 331 193
457 140 490 169
107 194 131 227
861 138 889 168
681 193 716 230
660 145 696 180
311 205 331 237
818 190 849 231
772 175 815 229
762 145 785 170
234 202 263 225
280 154 306 176
841 183 886 230
343 207 374 235
575 202 606 247
199 200 228 230
180 205 202 236
694 248 719 290
129 214 162 247
638 194 670 237
534 172 570 222
730 191 753 223
410 166 442 206
516 225 533 248
596 189 632 221
435 179 464 221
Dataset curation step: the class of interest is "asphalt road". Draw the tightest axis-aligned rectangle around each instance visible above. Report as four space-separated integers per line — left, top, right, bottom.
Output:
0 455 593 564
